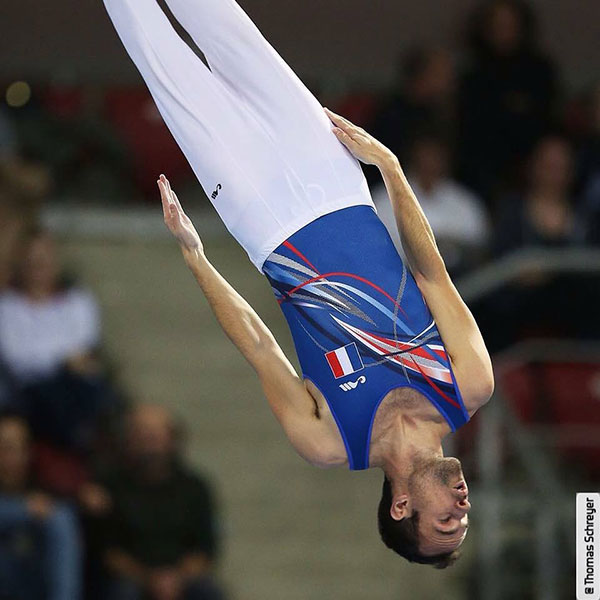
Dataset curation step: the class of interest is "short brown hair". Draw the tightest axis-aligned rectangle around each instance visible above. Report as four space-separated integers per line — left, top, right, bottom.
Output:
377 477 460 569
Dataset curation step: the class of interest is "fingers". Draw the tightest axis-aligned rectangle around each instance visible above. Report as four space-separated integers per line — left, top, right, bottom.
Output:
157 177 178 225
160 173 174 205
159 174 173 199
324 106 347 124
325 108 354 133
172 190 183 212
157 179 170 219
164 175 173 199
159 173 184 212
164 177 179 214
324 107 356 136
332 127 354 144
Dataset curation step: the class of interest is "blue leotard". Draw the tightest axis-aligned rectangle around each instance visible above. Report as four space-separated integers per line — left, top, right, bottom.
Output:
263 205 469 470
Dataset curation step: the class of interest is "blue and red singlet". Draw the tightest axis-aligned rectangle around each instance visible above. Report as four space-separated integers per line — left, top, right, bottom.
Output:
263 205 469 470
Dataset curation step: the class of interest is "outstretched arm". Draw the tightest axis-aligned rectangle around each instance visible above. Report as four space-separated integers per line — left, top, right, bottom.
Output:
157 175 340 465
324 110 494 414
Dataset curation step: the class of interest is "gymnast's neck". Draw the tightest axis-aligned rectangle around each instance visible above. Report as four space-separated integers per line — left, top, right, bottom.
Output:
368 408 450 477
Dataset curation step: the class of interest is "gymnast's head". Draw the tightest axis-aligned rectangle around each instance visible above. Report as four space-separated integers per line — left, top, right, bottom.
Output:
377 455 469 568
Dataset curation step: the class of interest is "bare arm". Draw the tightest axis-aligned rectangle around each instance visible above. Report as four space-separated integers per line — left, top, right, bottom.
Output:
157 176 339 464
324 110 494 413
380 162 494 413
380 162 445 280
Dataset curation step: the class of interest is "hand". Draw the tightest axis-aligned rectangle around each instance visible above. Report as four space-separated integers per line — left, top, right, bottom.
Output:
324 108 398 171
157 174 203 254
27 492 54 519
147 568 185 600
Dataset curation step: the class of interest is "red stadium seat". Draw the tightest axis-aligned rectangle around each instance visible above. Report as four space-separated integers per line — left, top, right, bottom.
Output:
104 87 194 198
33 441 90 498
334 92 380 128
454 363 538 474
543 362 600 474
494 361 600 477
498 363 539 423
42 85 85 119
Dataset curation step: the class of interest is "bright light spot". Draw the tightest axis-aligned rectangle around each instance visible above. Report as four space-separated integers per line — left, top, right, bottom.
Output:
6 81 31 108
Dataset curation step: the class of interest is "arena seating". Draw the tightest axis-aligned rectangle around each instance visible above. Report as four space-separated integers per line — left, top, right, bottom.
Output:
499 360 600 477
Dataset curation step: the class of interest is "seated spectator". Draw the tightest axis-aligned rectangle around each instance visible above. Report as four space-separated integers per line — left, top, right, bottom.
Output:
458 0 559 199
81 404 224 600
371 133 489 275
0 100 49 296
0 103 52 205
0 413 82 600
368 46 456 181
493 135 584 255
0 227 118 457
476 135 596 350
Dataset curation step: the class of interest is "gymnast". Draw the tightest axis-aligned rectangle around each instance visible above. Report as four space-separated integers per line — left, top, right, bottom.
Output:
103 0 494 568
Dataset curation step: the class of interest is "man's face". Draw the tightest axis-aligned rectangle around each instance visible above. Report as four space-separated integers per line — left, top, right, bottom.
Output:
531 137 573 193
412 140 448 186
408 456 470 555
126 406 175 470
487 2 522 56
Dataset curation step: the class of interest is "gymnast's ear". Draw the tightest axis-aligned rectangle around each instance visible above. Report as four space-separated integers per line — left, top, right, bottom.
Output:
390 494 410 522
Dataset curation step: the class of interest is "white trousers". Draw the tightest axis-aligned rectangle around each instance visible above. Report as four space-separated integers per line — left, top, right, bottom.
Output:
103 0 374 269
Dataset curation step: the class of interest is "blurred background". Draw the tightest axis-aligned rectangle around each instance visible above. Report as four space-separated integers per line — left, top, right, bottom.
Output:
1 0 599 599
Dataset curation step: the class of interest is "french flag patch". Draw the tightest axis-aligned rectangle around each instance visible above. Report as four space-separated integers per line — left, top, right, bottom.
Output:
325 343 365 379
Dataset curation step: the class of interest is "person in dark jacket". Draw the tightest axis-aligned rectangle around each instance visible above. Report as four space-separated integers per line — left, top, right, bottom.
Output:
458 0 559 200
81 404 224 600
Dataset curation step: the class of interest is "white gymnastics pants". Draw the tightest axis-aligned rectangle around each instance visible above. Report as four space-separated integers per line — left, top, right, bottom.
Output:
103 0 374 269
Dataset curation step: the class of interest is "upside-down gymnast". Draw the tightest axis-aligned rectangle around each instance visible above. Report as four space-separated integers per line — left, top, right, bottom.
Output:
103 0 494 567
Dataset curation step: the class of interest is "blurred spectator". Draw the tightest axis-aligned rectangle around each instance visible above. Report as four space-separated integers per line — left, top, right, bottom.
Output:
493 135 583 255
372 133 489 275
578 83 600 243
8 84 132 202
82 404 224 600
0 227 118 458
0 157 52 206
458 0 559 199
0 413 82 600
0 227 100 380
0 103 52 204
369 46 456 173
0 197 25 293
0 106 49 305
475 135 598 350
